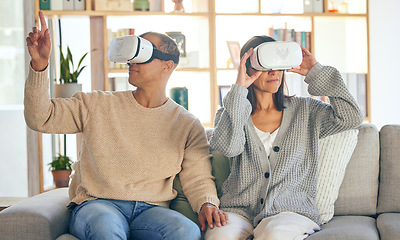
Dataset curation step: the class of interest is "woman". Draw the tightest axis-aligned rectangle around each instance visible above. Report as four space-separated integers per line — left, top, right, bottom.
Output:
206 36 363 240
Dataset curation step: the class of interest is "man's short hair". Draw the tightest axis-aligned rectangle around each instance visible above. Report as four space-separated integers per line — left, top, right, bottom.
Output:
140 32 180 64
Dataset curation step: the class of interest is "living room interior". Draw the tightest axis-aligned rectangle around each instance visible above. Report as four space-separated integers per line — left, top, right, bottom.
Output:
0 0 399 214
0 0 399 239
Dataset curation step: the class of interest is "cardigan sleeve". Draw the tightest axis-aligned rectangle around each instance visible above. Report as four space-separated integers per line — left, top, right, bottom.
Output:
304 63 364 138
209 84 252 157
24 65 89 134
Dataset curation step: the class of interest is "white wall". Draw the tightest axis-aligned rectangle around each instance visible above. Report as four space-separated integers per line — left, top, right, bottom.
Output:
369 0 400 129
0 106 28 197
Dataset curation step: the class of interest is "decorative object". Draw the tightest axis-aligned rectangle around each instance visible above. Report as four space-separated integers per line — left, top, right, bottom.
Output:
170 87 188 110
166 32 186 57
93 0 133 11
226 41 240 68
48 154 73 188
328 0 341 13
54 45 86 98
149 0 162 11
134 0 150 11
172 0 184 12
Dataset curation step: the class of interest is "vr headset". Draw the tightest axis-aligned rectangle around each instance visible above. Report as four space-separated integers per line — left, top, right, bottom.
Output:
249 41 302 71
108 35 179 65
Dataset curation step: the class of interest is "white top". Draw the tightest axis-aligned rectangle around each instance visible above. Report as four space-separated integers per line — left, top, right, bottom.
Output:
254 127 280 157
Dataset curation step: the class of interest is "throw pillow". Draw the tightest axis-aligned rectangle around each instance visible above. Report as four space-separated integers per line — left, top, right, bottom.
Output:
317 129 359 224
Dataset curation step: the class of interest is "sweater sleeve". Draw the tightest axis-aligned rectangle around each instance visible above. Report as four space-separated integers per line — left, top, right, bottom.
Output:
209 84 252 157
305 63 364 138
179 118 220 213
24 65 89 134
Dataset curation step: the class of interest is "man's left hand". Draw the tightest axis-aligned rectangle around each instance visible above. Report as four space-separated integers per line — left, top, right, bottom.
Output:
198 203 228 232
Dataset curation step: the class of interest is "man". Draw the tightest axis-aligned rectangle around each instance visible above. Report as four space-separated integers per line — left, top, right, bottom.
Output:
25 11 227 240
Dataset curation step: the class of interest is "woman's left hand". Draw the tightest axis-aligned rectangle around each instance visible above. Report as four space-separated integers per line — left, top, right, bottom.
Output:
287 46 317 76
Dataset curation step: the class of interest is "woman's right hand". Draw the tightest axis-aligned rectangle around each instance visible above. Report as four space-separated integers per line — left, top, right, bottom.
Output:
235 48 262 88
26 11 51 71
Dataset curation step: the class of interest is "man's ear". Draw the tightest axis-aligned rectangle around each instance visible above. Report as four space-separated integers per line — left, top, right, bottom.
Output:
163 60 175 72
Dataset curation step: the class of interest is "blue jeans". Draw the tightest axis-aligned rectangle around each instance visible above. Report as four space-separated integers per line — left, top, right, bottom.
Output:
69 198 200 240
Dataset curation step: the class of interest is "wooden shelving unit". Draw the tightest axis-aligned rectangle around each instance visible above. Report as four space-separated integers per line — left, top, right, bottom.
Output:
33 1 370 192
35 0 370 124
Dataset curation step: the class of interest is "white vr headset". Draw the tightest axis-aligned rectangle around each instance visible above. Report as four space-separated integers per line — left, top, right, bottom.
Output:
108 35 179 65
249 41 302 71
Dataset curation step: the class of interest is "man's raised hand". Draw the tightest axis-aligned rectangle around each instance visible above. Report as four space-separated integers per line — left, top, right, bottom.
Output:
26 11 51 71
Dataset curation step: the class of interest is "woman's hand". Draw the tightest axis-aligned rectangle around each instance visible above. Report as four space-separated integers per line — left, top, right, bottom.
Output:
287 46 317 76
235 48 262 88
26 11 51 71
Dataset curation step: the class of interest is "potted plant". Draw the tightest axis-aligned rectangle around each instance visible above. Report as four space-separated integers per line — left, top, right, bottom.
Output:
54 45 88 98
48 154 74 188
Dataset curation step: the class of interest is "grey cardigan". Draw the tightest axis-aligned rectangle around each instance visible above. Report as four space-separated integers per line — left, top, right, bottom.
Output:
210 63 363 226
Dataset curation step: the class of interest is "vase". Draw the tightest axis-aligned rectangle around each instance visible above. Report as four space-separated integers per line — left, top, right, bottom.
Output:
51 170 72 188
54 83 82 98
170 87 188 110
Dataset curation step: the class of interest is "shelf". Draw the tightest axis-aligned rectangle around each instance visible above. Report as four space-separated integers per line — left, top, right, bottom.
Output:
215 13 367 17
41 10 209 17
37 0 370 124
108 68 210 74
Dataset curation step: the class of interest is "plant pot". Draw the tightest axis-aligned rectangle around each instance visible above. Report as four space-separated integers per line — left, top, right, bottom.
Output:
51 170 72 188
54 83 82 98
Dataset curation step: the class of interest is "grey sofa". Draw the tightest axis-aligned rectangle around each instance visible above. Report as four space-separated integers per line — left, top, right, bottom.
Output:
0 123 399 240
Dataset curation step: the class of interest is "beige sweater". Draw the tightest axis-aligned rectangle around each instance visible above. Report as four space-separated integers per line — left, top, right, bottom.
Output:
24 66 219 212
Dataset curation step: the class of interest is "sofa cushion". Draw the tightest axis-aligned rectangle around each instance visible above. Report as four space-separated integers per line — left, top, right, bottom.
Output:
377 125 400 213
317 129 358 224
334 124 379 216
0 188 71 240
307 216 379 240
377 213 400 240
170 150 230 227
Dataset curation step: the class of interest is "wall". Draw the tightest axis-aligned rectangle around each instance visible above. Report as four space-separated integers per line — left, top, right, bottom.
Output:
369 0 400 129
0 106 28 197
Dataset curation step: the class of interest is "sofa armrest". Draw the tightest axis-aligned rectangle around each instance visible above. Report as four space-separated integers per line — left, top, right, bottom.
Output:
0 188 70 240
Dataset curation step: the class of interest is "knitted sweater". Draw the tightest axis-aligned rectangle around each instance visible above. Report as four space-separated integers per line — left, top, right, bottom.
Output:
24 66 219 213
209 63 363 226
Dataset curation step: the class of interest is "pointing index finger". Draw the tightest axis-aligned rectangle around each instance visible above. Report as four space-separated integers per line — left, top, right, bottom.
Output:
38 11 47 31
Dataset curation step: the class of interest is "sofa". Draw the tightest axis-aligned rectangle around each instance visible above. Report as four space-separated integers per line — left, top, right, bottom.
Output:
0 123 399 240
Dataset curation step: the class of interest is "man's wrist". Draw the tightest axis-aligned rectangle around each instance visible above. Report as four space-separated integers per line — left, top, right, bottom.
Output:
31 60 48 72
201 202 218 210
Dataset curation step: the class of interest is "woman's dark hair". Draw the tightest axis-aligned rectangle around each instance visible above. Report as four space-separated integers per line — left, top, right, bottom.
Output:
240 35 290 113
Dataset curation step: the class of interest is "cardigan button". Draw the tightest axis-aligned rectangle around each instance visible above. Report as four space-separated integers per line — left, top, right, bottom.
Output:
260 198 264 205
264 172 270 178
273 146 280 152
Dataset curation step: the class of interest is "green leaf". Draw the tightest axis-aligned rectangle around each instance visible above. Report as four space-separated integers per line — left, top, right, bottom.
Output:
58 45 89 84
48 154 73 171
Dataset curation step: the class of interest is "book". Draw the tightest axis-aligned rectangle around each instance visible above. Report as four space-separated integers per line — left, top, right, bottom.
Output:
303 0 313 13
345 73 367 118
313 0 324 13
356 74 367 118
63 0 74 10
39 0 50 10
51 0 63 10
74 0 86 10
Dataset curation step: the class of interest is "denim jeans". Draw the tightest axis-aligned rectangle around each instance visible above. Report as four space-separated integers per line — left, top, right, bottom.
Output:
69 198 200 240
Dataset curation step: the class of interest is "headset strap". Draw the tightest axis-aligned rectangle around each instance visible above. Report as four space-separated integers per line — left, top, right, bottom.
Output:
151 48 179 64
